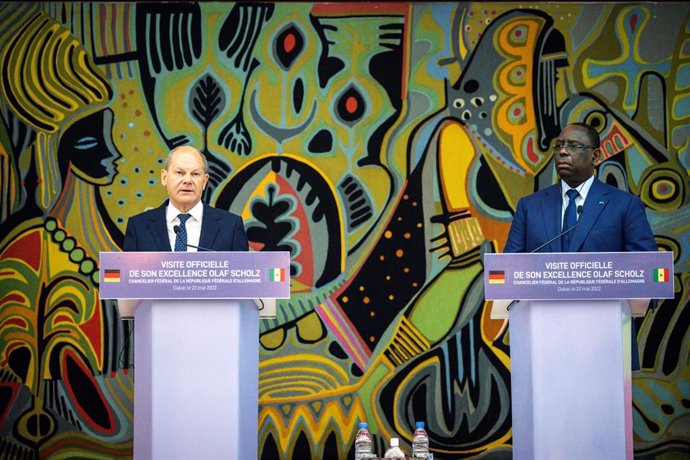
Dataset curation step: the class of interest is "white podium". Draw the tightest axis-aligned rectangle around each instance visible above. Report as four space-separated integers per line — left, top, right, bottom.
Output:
509 298 636 459
99 251 290 460
133 298 258 459
484 251 674 460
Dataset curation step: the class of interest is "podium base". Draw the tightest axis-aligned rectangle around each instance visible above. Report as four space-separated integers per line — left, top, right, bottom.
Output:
134 299 258 459
510 299 633 460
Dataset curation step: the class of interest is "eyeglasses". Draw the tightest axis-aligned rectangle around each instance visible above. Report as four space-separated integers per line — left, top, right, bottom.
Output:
552 140 593 154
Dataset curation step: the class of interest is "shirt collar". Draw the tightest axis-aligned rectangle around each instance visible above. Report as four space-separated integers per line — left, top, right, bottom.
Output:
166 201 204 224
561 175 595 201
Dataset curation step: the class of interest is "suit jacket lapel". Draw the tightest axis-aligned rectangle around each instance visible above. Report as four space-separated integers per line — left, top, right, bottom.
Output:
541 184 563 252
199 204 220 250
569 179 608 251
148 202 172 251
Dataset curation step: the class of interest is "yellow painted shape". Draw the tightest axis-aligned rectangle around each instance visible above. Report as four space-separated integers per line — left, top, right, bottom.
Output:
439 122 473 211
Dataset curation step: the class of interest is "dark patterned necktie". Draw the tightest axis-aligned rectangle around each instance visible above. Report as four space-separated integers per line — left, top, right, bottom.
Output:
562 189 580 251
174 213 191 251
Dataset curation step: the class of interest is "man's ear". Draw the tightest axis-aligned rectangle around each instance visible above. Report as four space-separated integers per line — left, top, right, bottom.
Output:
592 148 602 165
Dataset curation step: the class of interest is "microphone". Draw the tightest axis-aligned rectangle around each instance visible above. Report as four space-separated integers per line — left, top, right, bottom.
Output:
507 206 583 312
530 205 583 253
173 225 213 252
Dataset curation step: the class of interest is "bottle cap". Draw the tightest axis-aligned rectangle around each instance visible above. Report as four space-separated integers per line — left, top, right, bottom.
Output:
390 437 399 447
415 421 425 428
359 422 368 429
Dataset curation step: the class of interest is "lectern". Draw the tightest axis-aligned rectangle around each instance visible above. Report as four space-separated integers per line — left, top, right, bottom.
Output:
484 251 674 460
99 251 290 460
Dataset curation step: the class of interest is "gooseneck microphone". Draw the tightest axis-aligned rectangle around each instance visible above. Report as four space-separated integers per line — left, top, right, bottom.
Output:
173 225 213 252
530 205 583 254
507 205 583 312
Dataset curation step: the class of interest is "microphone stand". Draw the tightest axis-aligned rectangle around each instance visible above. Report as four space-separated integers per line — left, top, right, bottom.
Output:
173 225 213 251
507 206 583 311
530 205 583 254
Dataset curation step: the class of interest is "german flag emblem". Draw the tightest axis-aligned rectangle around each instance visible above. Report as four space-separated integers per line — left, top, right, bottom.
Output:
488 270 505 284
103 269 121 283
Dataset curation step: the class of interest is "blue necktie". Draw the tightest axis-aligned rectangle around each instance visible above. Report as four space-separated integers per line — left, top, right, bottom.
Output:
174 213 191 251
562 189 580 251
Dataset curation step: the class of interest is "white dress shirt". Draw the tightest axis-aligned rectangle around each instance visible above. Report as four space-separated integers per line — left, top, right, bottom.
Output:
560 175 595 223
166 201 204 251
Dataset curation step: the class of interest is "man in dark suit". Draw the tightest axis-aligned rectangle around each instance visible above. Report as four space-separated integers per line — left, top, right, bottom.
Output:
124 146 248 252
504 122 657 370
504 122 657 254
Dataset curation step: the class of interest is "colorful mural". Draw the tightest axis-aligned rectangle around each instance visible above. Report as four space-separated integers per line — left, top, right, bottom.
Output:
0 2 688 459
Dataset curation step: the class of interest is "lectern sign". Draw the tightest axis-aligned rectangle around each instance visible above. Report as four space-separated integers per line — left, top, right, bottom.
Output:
484 251 674 300
99 251 290 299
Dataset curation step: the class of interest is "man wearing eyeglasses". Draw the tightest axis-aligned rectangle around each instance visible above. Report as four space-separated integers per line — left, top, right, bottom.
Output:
123 146 249 252
503 122 658 372
504 122 657 254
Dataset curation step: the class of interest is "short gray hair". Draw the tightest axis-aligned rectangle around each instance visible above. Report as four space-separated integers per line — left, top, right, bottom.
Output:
164 146 209 173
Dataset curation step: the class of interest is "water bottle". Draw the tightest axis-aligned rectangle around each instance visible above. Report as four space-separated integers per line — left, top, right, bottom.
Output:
354 422 373 460
383 437 405 458
412 421 430 459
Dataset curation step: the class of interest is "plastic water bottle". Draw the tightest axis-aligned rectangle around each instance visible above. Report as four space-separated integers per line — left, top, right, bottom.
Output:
383 437 406 458
412 421 430 459
354 422 373 460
